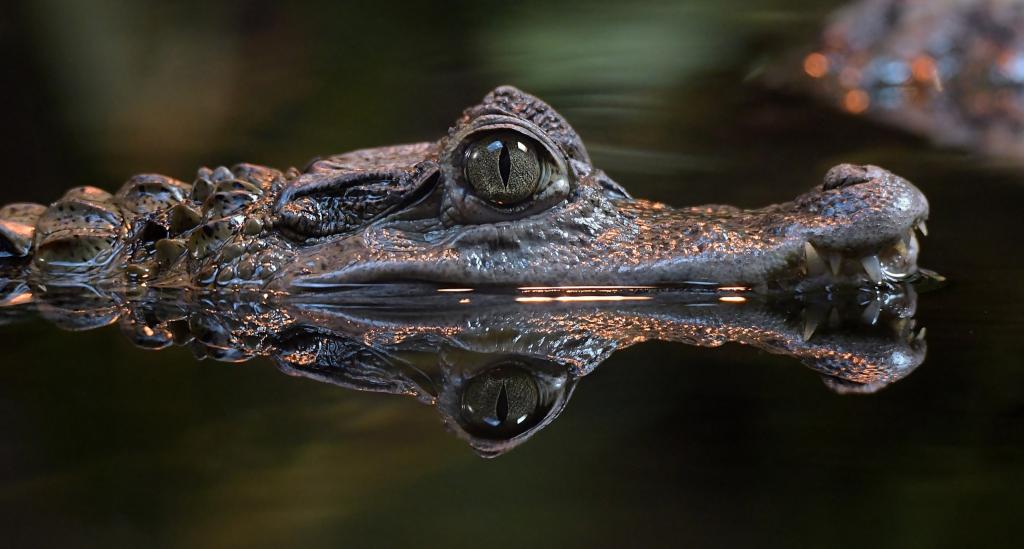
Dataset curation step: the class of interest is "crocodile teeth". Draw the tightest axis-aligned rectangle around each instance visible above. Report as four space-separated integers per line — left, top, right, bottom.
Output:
861 299 881 325
893 238 908 258
801 319 817 342
889 317 910 335
861 255 883 283
914 327 927 342
804 242 829 276
894 229 921 269
917 221 928 237
828 307 841 328
801 306 828 342
827 253 842 276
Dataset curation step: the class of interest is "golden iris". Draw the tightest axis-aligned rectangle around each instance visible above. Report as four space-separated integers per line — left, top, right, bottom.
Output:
463 132 542 205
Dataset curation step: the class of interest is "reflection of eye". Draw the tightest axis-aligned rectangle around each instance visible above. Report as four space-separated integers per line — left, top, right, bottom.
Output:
463 132 549 206
460 365 543 439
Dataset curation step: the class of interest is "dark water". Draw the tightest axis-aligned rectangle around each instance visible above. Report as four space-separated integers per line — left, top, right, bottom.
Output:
1 1 1022 547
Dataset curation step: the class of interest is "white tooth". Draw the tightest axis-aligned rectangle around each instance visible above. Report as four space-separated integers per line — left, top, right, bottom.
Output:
889 317 910 335
828 253 842 276
802 313 819 342
802 306 828 342
861 255 884 283
805 242 828 276
893 239 908 258
915 326 927 341
908 231 920 258
902 319 919 344
918 221 928 236
861 299 881 325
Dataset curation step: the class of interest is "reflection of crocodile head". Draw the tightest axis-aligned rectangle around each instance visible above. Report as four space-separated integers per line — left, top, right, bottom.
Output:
0 86 929 291
0 283 928 457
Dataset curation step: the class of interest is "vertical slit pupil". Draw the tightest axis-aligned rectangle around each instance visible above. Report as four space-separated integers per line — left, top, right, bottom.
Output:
498 141 512 188
496 383 510 423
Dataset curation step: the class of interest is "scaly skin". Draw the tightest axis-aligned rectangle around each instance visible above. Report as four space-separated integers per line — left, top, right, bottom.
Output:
0 86 930 291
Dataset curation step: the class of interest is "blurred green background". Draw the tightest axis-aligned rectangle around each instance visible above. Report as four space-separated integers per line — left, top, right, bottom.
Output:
1 1 1022 548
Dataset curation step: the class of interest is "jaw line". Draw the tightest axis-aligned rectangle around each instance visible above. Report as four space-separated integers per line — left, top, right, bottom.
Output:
281 166 930 291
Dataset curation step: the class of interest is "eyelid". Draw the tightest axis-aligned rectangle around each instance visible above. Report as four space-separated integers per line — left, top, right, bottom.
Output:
443 114 569 175
456 127 560 171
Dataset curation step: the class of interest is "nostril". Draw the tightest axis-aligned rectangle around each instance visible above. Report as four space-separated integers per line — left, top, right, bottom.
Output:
822 163 874 190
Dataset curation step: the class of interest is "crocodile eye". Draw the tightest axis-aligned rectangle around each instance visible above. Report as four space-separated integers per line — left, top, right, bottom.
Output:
460 365 541 439
464 132 543 205
442 123 572 224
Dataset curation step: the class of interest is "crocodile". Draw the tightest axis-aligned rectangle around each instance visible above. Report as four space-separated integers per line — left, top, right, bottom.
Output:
0 86 930 291
1 282 926 457
793 0 1024 160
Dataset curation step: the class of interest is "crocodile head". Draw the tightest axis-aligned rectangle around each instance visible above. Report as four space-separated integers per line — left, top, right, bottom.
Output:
274 86 929 291
1 86 929 291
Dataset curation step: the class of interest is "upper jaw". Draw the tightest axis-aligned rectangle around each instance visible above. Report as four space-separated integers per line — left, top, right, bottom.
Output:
282 164 929 291
665 163 930 288
802 164 928 251
787 164 929 288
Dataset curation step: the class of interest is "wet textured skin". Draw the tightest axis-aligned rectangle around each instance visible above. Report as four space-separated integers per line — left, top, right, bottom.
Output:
0 86 930 291
0 283 926 457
